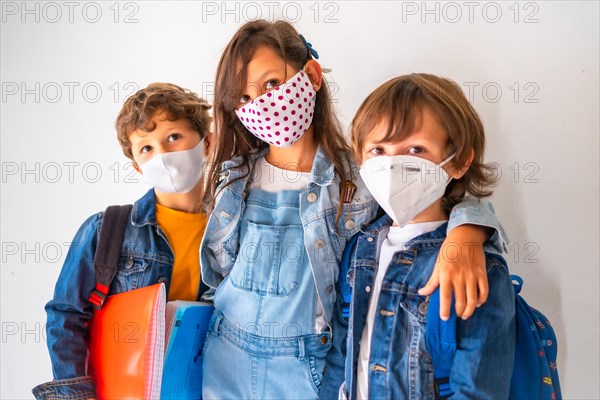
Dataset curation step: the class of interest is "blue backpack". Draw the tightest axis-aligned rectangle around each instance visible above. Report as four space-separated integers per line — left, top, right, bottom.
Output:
338 234 562 399
426 272 562 400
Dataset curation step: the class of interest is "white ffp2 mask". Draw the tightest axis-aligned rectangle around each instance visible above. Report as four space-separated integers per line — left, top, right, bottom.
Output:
139 139 206 193
359 153 455 226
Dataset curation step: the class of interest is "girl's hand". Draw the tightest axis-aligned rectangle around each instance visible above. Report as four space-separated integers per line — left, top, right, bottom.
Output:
418 224 490 320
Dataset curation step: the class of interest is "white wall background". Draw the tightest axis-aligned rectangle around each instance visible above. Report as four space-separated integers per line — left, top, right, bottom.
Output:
1 1 598 398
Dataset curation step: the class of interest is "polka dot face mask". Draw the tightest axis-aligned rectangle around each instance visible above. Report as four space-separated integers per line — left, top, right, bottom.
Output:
235 69 316 148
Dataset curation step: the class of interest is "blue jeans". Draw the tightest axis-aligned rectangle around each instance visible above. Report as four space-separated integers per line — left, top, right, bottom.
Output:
202 311 331 399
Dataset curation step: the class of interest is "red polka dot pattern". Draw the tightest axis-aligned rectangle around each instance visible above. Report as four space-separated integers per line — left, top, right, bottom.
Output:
235 70 316 148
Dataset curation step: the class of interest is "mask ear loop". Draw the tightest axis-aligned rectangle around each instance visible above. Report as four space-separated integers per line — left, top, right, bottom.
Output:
439 152 457 167
438 152 458 184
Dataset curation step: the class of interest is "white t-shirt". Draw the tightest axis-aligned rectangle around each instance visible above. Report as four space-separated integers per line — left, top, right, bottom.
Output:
249 156 311 191
250 157 327 332
356 220 447 399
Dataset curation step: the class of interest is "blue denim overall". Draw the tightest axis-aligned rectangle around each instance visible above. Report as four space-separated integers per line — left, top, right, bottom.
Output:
202 188 332 399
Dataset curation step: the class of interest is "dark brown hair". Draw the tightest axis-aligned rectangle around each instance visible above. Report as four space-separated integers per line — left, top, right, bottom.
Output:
116 82 211 160
207 20 350 211
351 73 498 212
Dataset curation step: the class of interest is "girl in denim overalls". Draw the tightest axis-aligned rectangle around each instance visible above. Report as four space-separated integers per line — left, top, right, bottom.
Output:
200 20 508 399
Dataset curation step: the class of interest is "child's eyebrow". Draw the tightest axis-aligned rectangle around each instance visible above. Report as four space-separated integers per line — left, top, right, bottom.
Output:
371 139 387 144
367 137 394 146
247 69 281 88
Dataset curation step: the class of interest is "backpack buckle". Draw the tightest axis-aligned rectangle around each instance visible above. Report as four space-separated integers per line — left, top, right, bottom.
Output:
88 283 109 310
434 377 452 400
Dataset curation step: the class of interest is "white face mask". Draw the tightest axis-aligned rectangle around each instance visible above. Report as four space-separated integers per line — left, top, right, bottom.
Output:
139 139 206 193
235 69 316 148
359 153 456 227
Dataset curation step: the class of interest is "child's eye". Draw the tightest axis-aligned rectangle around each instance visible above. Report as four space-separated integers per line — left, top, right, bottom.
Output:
368 146 385 156
264 79 279 91
239 94 251 104
407 146 425 154
140 145 152 154
167 133 182 142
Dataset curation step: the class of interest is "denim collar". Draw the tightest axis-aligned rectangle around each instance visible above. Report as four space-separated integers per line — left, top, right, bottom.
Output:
131 188 157 227
362 210 393 234
308 145 335 186
405 222 449 251
363 210 449 252
220 148 267 183
219 144 336 189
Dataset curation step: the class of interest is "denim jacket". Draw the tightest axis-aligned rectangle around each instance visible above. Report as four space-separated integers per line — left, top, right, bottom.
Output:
320 214 516 400
200 146 380 324
32 189 180 400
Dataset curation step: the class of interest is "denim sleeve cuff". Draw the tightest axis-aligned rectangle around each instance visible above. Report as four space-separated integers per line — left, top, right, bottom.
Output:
32 376 95 400
447 197 509 254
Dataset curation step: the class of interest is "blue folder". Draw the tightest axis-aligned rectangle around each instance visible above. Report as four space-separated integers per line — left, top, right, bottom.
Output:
161 301 214 400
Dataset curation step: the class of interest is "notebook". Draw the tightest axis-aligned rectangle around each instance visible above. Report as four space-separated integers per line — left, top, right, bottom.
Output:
88 283 166 399
161 301 215 399
88 284 214 400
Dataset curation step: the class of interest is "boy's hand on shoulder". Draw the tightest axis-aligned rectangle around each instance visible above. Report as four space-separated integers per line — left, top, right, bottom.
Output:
418 224 489 320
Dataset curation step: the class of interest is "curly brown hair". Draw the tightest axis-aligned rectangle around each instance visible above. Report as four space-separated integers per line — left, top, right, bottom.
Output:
351 73 498 212
116 82 211 160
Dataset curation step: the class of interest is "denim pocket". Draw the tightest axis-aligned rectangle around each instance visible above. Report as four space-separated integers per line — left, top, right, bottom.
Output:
399 296 428 323
335 200 377 238
230 220 304 296
112 255 153 292
304 354 327 394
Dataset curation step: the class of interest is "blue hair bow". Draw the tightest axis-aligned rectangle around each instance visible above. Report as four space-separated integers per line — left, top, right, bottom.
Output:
299 34 319 60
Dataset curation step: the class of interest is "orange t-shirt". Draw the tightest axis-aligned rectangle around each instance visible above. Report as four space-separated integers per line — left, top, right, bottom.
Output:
155 203 207 301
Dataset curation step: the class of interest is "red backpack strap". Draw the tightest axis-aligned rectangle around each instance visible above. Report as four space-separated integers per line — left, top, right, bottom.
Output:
89 205 132 310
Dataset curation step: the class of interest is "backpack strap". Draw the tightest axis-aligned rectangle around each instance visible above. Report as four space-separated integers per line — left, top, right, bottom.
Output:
339 232 361 320
426 289 457 400
88 205 133 310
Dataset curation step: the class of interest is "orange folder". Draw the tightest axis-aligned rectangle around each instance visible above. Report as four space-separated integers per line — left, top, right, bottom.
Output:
88 283 166 399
